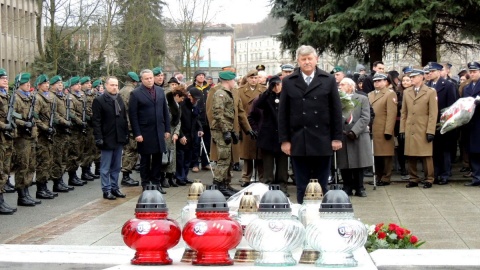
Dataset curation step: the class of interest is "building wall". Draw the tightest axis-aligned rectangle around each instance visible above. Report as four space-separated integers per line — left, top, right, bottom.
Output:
0 0 38 80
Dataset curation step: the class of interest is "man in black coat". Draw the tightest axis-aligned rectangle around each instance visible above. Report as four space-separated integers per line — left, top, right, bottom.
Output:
129 69 171 193
92 77 128 200
278 45 343 203
362 61 385 94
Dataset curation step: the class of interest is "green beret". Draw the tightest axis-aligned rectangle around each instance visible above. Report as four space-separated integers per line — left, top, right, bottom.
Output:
92 79 103 88
80 76 91 85
14 73 31 85
152 67 163 76
34 74 49 87
330 66 344 74
127 72 140 82
63 81 70 88
219 71 236 81
49 75 62 85
0 68 7 77
69 76 80 85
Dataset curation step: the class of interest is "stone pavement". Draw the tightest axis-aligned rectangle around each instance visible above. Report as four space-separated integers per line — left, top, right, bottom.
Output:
2 163 480 250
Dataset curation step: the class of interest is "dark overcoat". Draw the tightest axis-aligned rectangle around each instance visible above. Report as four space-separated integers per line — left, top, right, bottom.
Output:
463 81 480 153
177 98 202 150
249 90 282 153
92 94 128 150
129 84 171 154
278 67 343 156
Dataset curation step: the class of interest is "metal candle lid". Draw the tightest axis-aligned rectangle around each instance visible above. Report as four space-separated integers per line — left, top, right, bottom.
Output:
188 179 205 200
196 185 229 212
303 179 323 201
238 191 258 213
135 184 168 213
258 185 290 212
319 190 353 213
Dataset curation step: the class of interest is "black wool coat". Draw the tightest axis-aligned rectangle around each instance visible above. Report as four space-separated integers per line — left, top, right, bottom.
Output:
249 90 282 153
129 84 171 154
92 93 128 150
177 98 202 150
278 67 343 156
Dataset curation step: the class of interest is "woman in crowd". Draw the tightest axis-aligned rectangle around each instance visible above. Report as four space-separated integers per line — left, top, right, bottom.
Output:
395 75 412 179
337 78 372 197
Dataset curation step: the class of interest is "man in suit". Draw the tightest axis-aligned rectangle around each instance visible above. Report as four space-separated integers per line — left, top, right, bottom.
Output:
426 62 457 185
401 69 438 189
278 45 343 203
129 69 171 193
92 77 128 200
362 61 385 94
463 62 480 186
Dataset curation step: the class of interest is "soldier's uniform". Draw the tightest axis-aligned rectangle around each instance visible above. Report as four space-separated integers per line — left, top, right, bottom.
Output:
12 73 41 206
79 77 97 181
0 68 16 214
49 75 73 192
119 72 140 186
33 74 57 199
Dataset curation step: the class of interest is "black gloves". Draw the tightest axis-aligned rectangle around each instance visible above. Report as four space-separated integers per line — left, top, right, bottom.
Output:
231 132 239 144
24 121 33 128
427 134 434 143
248 130 258 140
399 133 405 141
95 139 104 148
384 134 392 140
47 127 56 135
223 132 232 145
346 131 356 140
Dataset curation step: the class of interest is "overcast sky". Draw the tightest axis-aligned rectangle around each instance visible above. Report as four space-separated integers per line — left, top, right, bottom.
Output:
163 0 272 24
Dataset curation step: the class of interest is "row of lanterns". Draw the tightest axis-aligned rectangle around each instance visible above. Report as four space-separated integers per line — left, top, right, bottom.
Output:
121 179 367 267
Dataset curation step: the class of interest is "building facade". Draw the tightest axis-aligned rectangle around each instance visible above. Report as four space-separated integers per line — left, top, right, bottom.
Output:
0 0 39 79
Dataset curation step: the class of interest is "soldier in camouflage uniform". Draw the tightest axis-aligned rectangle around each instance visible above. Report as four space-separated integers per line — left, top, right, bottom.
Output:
119 72 140 186
12 73 41 206
79 77 97 181
0 68 17 214
66 76 88 186
49 75 74 192
33 74 57 199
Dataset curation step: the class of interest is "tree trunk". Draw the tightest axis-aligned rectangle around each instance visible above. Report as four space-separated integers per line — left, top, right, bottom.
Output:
419 24 437 66
368 37 383 71
36 0 44 58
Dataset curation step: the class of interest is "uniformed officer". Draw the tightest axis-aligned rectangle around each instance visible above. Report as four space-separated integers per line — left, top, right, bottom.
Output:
401 69 438 189
119 72 140 186
13 73 41 206
463 62 480 186
367 73 397 186
80 76 98 181
33 74 57 199
0 68 16 214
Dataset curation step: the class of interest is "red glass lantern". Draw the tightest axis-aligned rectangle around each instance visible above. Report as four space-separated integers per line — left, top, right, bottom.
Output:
122 185 181 265
182 185 242 266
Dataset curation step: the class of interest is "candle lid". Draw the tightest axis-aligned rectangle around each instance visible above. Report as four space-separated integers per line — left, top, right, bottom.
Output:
319 190 353 213
258 185 290 212
196 185 229 212
135 184 168 213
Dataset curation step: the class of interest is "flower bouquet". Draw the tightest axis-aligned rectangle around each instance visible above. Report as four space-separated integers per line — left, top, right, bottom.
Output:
339 90 355 124
364 223 425 252
439 96 480 134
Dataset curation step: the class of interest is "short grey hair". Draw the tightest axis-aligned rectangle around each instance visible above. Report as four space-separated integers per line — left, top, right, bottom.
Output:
296 45 318 60
105 76 117 85
340 78 356 91
140 69 153 79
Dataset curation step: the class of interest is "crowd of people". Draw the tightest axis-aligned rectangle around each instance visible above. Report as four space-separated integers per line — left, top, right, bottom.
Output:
1 44 480 215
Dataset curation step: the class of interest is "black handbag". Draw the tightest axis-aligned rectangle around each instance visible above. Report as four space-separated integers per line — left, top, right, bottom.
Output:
162 149 174 165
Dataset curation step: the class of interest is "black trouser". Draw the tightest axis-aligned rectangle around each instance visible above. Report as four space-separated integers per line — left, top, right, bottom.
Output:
140 153 162 187
340 168 364 192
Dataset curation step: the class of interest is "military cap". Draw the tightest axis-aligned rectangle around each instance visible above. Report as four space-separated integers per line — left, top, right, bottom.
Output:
330 66 344 74
423 65 430 74
34 74 49 87
219 71 236 81
246 69 258 77
0 68 7 77
256 64 266 71
402 66 413 74
372 73 388 81
49 75 62 85
188 88 203 100
63 81 70 88
281 64 294 71
409 69 425 77
69 76 81 85
92 79 103 88
467 62 480 70
152 67 163 76
80 76 91 85
14 73 31 85
127 72 140 82
168 77 179 85
458 68 468 77
427 62 443 71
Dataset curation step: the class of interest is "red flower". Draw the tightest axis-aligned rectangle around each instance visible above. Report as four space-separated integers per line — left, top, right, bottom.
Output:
405 229 411 235
378 232 387 239
388 223 398 231
410 235 418 244
395 227 405 238
375 223 384 233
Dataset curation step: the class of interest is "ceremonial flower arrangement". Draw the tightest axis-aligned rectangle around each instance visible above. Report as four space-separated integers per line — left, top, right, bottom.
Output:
364 223 425 252
439 96 480 134
339 90 356 124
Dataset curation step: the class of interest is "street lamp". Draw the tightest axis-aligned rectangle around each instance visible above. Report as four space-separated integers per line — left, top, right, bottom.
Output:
246 37 249 73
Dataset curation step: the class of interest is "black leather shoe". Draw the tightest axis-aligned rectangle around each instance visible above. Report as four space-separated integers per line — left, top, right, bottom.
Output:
227 185 240 193
0 194 15 215
25 188 41 204
185 179 193 184
168 176 179 187
376 180 391 186
60 180 75 191
36 190 54 199
406 182 419 188
103 191 116 200
176 179 187 186
53 180 69 192
423 182 433 189
111 189 126 198
160 178 170 188
240 182 251 188
121 177 140 187
437 179 448 185
156 186 166 194
464 182 480 186
81 172 94 181
355 190 367 197
17 189 36 206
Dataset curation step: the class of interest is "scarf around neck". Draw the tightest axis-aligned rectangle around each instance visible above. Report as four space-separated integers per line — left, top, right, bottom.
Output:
106 91 121 116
